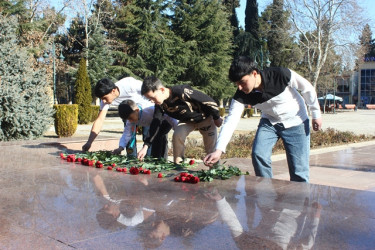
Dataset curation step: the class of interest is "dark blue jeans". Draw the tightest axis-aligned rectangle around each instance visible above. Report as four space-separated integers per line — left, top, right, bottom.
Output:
252 118 310 182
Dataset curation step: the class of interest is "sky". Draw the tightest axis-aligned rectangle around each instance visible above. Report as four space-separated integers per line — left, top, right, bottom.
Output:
236 0 375 33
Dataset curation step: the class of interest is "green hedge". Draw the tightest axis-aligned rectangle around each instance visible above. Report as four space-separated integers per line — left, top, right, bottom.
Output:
91 105 100 122
219 107 225 117
53 104 78 137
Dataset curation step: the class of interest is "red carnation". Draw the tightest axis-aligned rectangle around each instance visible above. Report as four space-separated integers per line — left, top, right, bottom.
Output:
95 161 103 168
130 167 139 175
180 172 188 177
192 176 200 184
123 167 128 172
107 166 113 170
174 176 181 182
76 158 82 163
116 168 122 172
157 173 163 178
144 169 151 175
112 163 116 167
67 158 72 162
88 160 94 167
60 153 65 159
189 159 195 165
181 176 186 182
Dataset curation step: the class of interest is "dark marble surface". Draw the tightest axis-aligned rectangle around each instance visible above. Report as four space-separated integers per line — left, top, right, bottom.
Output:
0 140 374 249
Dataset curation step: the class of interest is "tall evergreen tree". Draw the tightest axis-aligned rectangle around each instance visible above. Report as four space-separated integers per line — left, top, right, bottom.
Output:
171 0 234 100
74 58 92 124
120 0 184 84
244 0 259 41
359 24 375 60
234 0 261 62
259 0 301 68
88 23 113 97
222 0 240 38
0 14 53 141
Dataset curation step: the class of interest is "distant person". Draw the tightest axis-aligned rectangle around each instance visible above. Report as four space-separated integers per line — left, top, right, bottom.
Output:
204 56 322 182
82 77 151 152
139 76 223 164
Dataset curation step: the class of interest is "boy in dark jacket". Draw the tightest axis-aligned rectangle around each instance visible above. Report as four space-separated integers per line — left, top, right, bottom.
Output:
138 76 223 164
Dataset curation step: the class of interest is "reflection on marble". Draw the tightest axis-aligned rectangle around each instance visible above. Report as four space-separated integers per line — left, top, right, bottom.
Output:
0 139 374 249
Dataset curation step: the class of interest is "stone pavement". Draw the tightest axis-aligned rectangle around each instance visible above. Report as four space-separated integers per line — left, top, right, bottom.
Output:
0 137 375 249
44 109 375 191
0 110 374 249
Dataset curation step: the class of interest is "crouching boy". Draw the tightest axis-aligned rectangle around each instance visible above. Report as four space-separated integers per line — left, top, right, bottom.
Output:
114 99 177 159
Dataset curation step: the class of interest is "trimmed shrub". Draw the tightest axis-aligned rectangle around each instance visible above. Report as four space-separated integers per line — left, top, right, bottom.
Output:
219 107 225 117
75 58 92 124
54 104 78 137
90 105 100 122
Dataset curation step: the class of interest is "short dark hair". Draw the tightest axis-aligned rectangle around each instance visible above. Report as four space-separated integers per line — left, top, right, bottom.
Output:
95 78 116 98
228 56 259 82
141 76 163 95
118 100 137 120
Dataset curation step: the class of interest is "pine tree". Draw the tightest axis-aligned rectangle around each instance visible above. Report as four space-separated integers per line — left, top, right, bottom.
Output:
74 58 92 124
222 0 240 38
88 23 113 98
171 0 234 100
359 24 375 60
234 0 260 60
245 0 259 41
0 14 54 141
259 0 301 68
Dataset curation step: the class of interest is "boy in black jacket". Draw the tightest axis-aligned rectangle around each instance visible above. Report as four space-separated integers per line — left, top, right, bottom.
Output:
138 76 223 164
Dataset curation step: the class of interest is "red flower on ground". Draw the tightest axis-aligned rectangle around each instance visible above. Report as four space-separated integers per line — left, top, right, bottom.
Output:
180 172 189 177
130 167 139 175
189 159 195 165
88 160 94 167
123 167 128 173
60 153 65 159
116 168 122 172
112 163 116 167
143 169 151 174
95 161 103 168
157 173 163 178
107 166 113 170
181 176 186 182
76 158 82 163
192 176 200 184
174 176 181 182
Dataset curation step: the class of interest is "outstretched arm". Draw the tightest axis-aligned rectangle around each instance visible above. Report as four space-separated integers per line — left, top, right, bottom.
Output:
82 109 108 151
203 99 244 166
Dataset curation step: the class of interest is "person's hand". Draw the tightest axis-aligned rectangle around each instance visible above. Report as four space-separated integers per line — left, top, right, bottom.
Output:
203 149 222 167
112 147 124 155
82 142 92 151
137 145 149 161
312 117 322 131
214 117 223 127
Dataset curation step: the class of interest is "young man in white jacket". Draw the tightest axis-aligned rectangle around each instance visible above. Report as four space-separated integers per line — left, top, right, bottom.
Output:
82 77 150 152
204 56 322 182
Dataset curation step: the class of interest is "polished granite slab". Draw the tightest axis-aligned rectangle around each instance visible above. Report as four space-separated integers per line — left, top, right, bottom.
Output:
0 139 375 249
